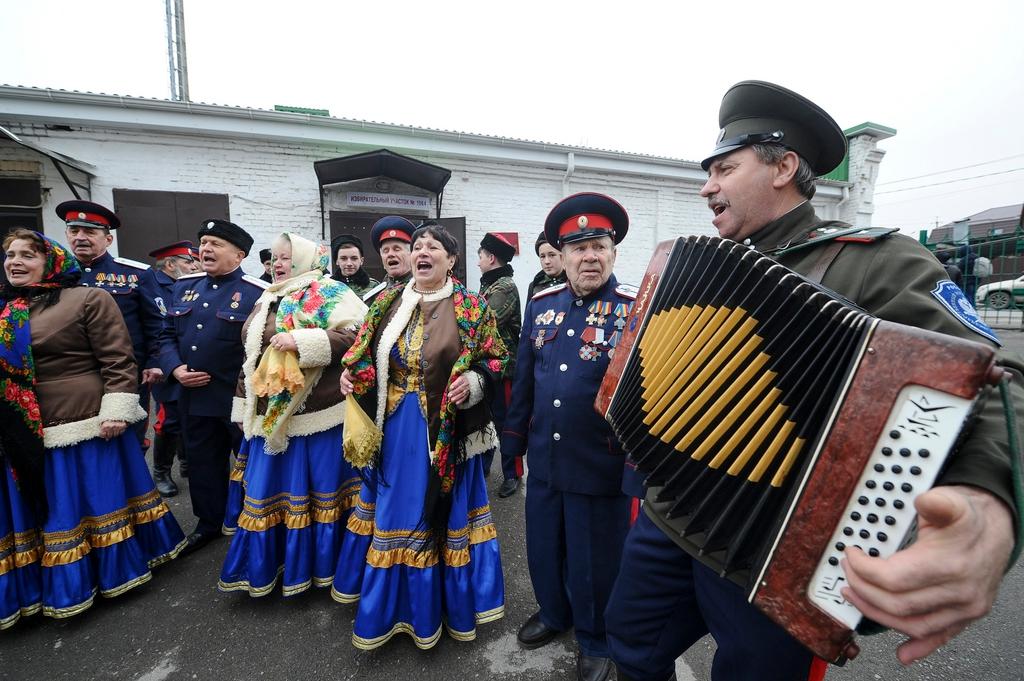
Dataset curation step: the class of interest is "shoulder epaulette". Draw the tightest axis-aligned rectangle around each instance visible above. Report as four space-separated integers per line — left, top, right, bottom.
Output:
176 272 205 281
243 274 270 289
532 283 566 300
362 281 388 302
834 226 900 243
113 256 150 270
773 226 899 257
615 283 638 300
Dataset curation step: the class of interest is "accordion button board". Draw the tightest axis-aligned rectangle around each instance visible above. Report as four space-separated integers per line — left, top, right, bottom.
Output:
807 384 972 629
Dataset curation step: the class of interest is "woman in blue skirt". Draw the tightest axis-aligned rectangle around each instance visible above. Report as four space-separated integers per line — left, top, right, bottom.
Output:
218 232 367 597
332 222 507 650
0 229 185 628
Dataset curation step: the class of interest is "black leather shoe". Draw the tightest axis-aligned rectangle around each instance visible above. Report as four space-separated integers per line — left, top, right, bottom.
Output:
577 655 612 681
153 469 178 497
517 611 560 649
497 477 521 498
180 531 221 557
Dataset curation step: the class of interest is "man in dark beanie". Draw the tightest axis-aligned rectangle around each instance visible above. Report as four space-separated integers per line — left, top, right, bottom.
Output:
477 232 522 497
157 218 268 555
258 248 273 283
331 233 379 298
527 231 566 299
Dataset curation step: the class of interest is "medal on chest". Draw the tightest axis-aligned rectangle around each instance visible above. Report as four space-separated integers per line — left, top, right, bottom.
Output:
230 291 241 309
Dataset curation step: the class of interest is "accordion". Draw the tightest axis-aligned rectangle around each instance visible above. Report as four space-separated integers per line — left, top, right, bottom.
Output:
596 235 1002 663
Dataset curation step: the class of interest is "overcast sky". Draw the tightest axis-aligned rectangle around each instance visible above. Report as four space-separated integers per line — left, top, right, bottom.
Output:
2 0 1022 236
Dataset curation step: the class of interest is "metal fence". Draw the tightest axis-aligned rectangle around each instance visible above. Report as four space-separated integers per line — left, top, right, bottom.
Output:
928 229 1024 330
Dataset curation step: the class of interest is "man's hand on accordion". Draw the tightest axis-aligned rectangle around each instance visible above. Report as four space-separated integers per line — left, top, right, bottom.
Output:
840 485 1013 666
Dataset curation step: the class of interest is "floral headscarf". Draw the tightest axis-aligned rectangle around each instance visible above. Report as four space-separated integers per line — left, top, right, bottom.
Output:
0 231 81 516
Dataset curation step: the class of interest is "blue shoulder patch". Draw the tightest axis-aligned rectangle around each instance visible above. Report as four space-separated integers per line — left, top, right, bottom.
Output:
930 280 1000 346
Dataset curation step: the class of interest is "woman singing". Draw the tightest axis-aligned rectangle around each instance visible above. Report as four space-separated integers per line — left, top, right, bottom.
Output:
332 222 506 650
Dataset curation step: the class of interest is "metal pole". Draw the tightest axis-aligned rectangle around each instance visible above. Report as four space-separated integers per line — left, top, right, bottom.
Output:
165 0 177 99
174 0 190 102
165 0 190 101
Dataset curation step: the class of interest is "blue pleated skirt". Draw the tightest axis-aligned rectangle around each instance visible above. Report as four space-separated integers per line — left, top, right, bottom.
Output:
0 432 186 628
331 394 505 650
218 425 360 597
223 446 249 535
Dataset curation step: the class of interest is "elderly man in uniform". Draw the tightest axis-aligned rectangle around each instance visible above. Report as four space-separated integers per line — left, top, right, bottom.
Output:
477 232 523 496
143 240 199 496
527 231 566 299
331 233 379 298
606 81 1024 681
58 200 161 445
360 215 415 303
157 219 267 554
503 193 638 681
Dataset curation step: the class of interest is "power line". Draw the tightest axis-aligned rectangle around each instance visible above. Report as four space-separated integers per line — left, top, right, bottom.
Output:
874 177 1024 208
874 167 1024 195
877 153 1024 186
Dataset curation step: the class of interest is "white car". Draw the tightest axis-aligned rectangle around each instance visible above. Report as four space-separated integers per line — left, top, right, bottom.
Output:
975 276 1024 310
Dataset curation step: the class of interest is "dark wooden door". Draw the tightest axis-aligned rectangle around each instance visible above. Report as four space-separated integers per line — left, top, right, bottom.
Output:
113 189 230 261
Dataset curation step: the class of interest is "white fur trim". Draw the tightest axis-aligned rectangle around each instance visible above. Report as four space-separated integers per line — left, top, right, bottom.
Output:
99 392 149 424
292 328 331 369
249 401 346 439
457 370 485 410
231 396 246 423
463 423 499 460
43 393 147 449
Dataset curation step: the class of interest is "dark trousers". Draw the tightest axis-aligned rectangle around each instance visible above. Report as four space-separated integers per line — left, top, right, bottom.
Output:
482 379 522 480
181 413 240 535
132 384 151 446
606 512 816 681
152 401 182 472
525 475 630 657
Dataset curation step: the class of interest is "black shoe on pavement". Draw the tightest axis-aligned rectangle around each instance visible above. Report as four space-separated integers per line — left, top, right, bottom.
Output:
153 469 178 497
497 477 521 498
517 611 560 649
180 531 222 557
577 655 612 681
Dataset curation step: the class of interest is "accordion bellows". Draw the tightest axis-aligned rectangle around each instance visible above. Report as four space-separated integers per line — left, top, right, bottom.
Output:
597 236 1001 663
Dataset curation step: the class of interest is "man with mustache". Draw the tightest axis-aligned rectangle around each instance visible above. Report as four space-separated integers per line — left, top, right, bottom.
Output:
360 215 415 303
605 81 1024 681
157 219 267 555
58 200 162 446
502 193 638 681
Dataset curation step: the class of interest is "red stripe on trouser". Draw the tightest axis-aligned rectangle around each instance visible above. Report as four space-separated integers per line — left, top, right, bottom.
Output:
503 378 512 403
629 497 640 526
807 657 828 681
154 403 167 435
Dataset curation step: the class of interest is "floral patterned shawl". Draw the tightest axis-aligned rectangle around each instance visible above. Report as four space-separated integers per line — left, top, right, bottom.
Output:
239 232 366 452
0 232 81 515
343 277 507 494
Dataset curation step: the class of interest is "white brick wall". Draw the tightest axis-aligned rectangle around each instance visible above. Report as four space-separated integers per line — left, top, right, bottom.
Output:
1 120 851 305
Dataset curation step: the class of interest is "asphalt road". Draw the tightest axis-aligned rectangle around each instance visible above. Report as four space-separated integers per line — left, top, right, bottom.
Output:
5 331 1024 681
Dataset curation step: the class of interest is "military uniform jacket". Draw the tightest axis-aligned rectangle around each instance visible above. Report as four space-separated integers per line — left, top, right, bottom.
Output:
362 272 412 304
502 274 637 496
644 201 1024 536
29 287 148 448
144 268 182 404
157 268 267 418
527 270 566 300
481 271 522 379
79 251 162 370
